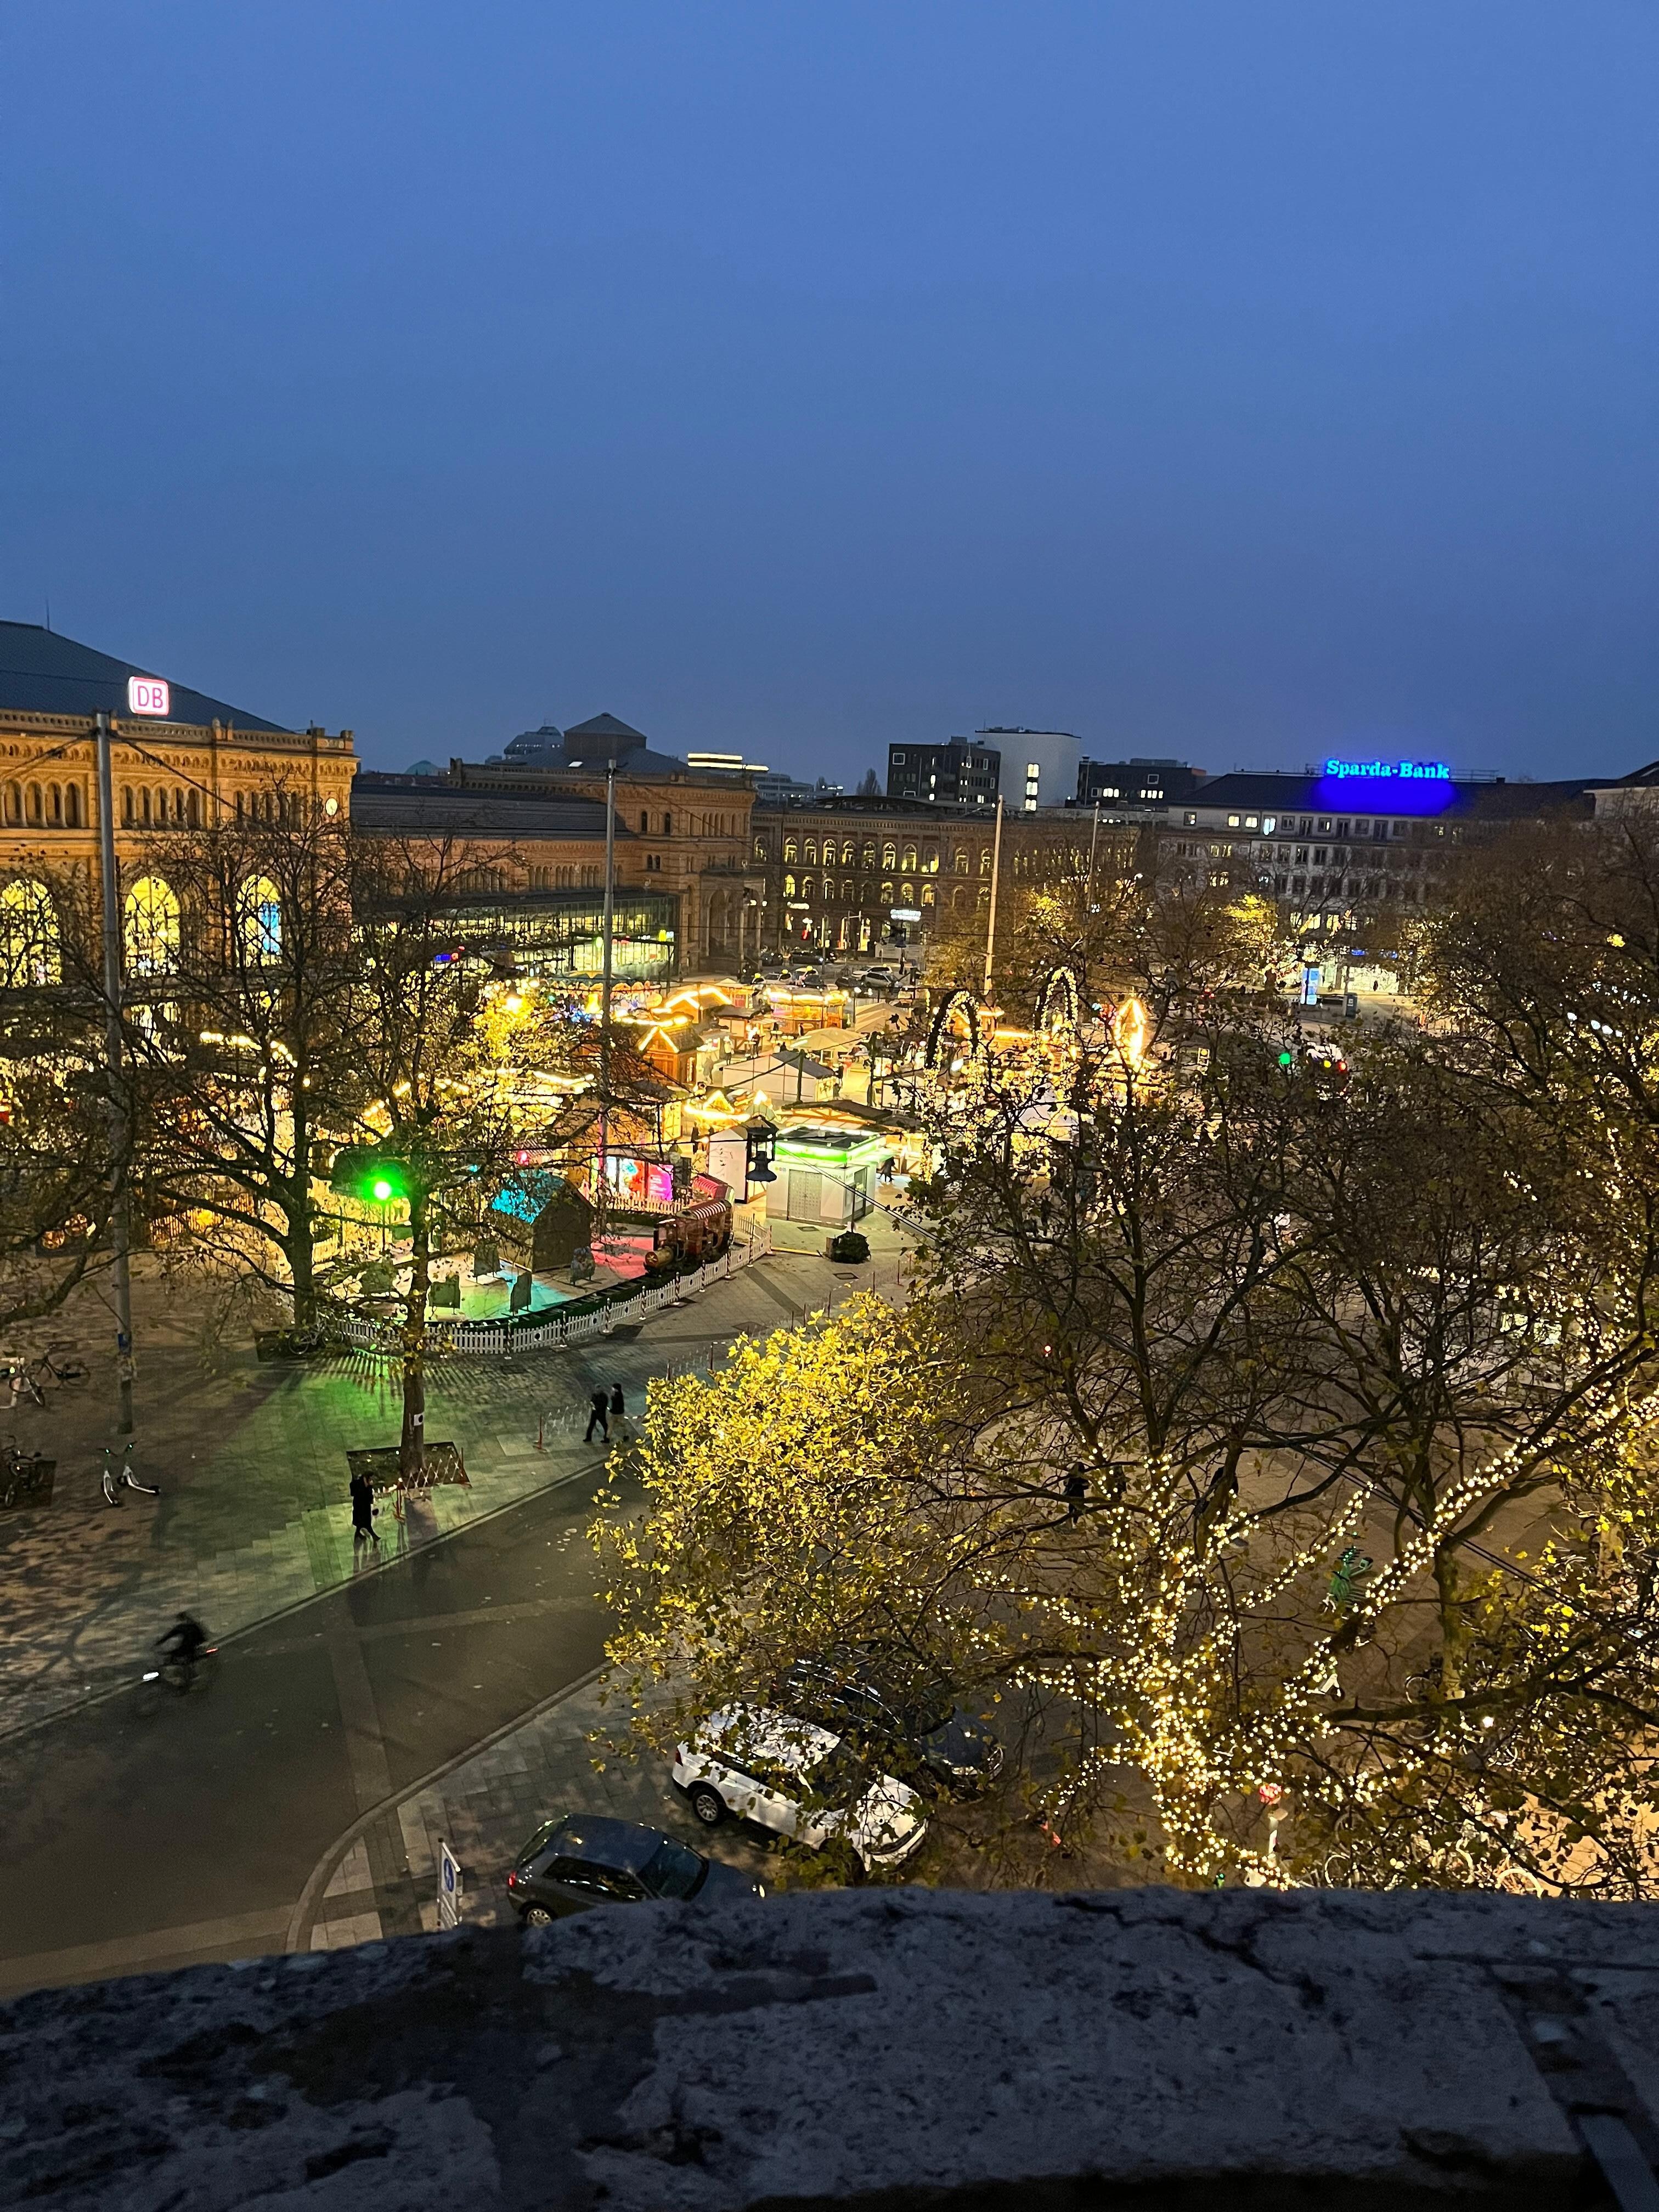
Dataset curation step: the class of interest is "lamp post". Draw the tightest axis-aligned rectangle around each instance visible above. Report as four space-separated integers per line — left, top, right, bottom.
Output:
94 712 136 1435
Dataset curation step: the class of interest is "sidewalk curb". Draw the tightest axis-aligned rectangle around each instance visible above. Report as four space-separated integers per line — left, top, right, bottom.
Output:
284 1662 611 1955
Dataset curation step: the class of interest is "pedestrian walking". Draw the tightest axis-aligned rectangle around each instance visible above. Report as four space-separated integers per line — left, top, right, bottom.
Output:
608 1382 628 1441
1063 1466 1088 1524
584 1387 610 1446
350 1470 379 1547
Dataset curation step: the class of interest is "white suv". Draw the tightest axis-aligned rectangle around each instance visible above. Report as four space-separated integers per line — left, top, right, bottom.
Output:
673 1703 928 1872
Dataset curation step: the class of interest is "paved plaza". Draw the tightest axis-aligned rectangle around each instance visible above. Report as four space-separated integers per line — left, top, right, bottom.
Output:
0 1229 906 1741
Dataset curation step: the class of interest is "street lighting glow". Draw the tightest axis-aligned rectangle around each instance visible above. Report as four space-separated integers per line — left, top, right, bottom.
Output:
371 1177 394 1201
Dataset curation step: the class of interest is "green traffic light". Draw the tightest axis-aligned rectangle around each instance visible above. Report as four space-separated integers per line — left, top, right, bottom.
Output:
371 1177 394 1202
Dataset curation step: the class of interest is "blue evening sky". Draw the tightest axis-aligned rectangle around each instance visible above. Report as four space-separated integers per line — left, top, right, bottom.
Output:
3 3 1655 783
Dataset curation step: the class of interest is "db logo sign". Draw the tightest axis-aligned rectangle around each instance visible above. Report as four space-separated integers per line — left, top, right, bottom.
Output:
126 675 171 718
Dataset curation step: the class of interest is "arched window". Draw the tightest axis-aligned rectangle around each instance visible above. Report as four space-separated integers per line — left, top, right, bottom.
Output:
26 782 43 826
861 841 876 868
235 791 245 823
3 782 19 826
953 849 968 873
663 813 672 835
900 881 915 905
842 840 855 864
640 811 649 832
951 886 964 911
978 848 991 875
239 874 283 964
122 787 134 827
65 783 81 828
901 845 917 872
882 842 896 869
174 788 186 825
783 873 796 898
804 840 819 864
800 874 814 899
923 849 938 873
48 783 63 826
186 788 199 827
140 788 153 827
922 885 936 907
783 838 798 863
124 876 180 977
0 878 60 987
842 878 854 900
753 837 766 860
881 881 894 904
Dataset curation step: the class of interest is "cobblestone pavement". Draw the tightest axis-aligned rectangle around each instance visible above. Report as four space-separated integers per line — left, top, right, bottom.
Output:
0 1236 899 1740
303 1674 779 1951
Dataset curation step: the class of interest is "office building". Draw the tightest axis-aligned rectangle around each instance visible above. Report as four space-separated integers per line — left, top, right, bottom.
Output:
886 739 1001 808
975 728 1080 812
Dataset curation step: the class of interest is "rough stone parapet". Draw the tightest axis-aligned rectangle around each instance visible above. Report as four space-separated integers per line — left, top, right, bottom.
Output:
5 1886 1659 2207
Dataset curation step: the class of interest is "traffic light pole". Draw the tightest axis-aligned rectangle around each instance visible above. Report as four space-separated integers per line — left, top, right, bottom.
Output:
94 713 136 1435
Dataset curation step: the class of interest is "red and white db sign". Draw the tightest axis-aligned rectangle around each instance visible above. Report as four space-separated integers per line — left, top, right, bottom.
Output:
126 675 171 718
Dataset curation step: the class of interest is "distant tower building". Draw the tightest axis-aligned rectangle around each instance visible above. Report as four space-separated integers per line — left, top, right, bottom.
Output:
886 738 1001 808
975 728 1081 812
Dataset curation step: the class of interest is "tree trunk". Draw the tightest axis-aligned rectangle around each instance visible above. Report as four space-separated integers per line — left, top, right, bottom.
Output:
400 1186 430 1479
287 1197 317 1327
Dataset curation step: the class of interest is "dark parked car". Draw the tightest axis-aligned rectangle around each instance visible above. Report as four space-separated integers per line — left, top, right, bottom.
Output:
505 1813 765 1925
778 1660 1003 1795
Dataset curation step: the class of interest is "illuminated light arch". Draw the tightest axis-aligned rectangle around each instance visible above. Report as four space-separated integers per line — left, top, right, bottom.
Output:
1035 963 1081 1039
124 875 181 977
0 877 61 988
924 987 987 1070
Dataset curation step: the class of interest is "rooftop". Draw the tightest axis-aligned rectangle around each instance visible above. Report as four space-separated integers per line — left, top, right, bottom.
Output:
351 774 620 839
0 621 296 734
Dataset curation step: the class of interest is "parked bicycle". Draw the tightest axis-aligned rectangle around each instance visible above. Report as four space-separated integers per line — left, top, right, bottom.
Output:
34 1342 89 1387
2 1361 45 1410
1 1439 49 1509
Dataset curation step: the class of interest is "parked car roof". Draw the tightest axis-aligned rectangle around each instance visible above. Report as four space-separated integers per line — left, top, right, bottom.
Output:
544 1814 662 1874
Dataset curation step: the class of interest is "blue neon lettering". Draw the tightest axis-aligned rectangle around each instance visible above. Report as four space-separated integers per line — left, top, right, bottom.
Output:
1322 759 1451 782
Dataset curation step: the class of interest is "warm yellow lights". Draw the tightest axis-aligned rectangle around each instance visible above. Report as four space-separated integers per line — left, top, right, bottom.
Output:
1113 996 1149 1068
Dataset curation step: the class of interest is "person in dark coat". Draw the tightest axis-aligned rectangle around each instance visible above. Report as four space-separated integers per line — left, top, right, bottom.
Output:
608 1382 628 1443
350 1471 379 1546
1062 1466 1088 1525
584 1388 610 1445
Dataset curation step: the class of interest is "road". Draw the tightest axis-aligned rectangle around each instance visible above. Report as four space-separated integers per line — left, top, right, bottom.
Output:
0 1462 622 1998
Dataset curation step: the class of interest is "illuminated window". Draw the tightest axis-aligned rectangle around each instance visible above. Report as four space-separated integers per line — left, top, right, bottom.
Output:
805 841 819 864
922 885 935 907
979 848 991 874
882 842 896 868
881 881 894 903
123 876 180 977
0 877 60 986
240 875 283 964
784 873 795 896
901 845 917 871
953 850 968 873
784 839 798 863
861 842 877 868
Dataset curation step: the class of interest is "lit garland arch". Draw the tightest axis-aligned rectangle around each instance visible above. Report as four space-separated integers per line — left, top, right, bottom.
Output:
923 988 987 1071
1034 963 1081 1039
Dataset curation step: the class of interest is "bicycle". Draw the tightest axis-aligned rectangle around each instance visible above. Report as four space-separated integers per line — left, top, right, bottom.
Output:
34 1342 89 1387
1 1440 49 1510
2 1361 46 1410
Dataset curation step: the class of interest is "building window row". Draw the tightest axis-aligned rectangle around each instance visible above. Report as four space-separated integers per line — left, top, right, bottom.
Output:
4 778 85 828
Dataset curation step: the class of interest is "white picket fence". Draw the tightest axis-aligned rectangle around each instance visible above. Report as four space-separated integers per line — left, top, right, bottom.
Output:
334 1223 774 1358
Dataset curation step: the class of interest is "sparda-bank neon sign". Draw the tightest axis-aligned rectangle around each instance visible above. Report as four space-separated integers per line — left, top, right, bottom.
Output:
1322 758 1451 783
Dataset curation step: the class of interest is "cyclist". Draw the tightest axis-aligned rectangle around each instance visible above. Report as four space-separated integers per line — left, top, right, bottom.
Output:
156 1611 210 1688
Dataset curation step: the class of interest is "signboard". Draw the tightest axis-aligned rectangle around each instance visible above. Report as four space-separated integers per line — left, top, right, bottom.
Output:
890 907 922 922
597 1154 675 1209
126 675 171 718
437 1838 462 1929
1322 757 1448 784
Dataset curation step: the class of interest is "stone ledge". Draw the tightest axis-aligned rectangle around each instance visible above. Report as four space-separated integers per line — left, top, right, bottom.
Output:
5 1887 1659 2208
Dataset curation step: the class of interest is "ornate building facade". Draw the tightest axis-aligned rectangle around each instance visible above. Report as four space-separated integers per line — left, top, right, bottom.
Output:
0 622 354 986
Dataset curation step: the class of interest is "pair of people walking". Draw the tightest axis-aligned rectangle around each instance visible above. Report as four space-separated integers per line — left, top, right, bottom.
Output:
584 1383 627 1447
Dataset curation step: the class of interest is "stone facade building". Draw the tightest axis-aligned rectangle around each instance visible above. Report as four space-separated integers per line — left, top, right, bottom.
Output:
751 795 1122 958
